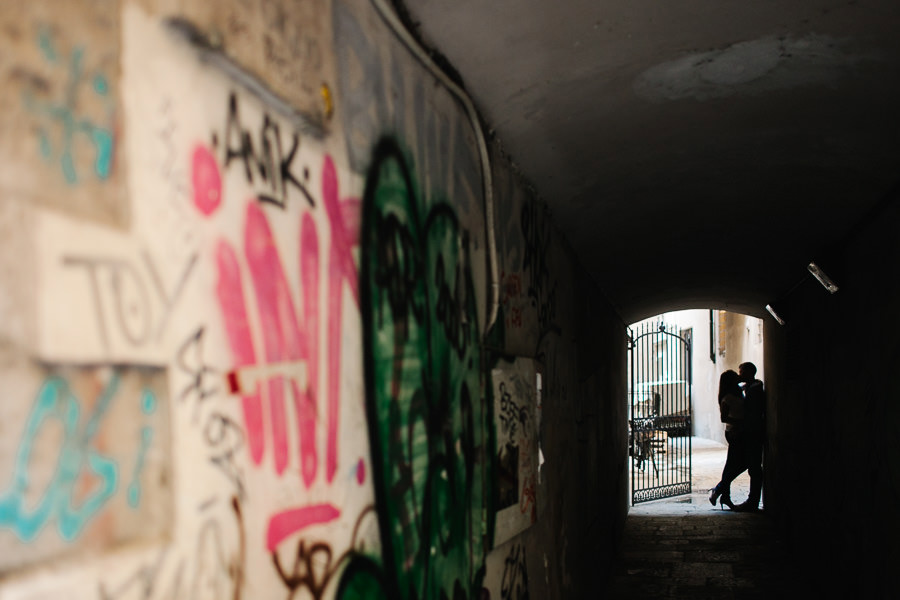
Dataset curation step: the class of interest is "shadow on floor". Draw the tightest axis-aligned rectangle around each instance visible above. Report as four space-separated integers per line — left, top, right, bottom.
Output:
629 436 757 515
609 438 797 599
608 512 795 599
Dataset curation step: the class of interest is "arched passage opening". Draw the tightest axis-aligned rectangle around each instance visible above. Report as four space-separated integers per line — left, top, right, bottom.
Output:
612 309 790 598
627 309 766 510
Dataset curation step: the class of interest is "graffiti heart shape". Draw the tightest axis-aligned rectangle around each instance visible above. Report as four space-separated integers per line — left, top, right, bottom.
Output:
340 138 494 600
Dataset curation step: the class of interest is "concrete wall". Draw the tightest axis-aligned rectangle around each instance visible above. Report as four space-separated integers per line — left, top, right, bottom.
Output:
0 1 628 598
764 187 900 597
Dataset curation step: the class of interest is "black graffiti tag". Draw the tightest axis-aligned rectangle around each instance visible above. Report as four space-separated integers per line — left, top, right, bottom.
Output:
498 382 529 442
216 91 314 209
63 250 197 351
500 542 529 600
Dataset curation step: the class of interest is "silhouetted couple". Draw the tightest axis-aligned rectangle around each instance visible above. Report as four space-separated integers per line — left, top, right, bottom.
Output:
709 362 765 512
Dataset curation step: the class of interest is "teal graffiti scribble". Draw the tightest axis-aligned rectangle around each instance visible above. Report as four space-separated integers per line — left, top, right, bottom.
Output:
92 74 108 96
141 387 157 415
128 388 157 508
38 127 53 159
0 375 122 542
24 29 114 184
91 128 113 179
127 427 153 508
37 28 58 63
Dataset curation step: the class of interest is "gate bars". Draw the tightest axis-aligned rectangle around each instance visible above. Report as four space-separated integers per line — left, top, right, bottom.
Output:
628 321 692 505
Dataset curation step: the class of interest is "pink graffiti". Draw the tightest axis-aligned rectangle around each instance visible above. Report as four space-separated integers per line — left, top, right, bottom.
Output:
507 306 523 329
192 145 222 216
266 503 341 551
216 241 264 465
501 272 526 330
321 155 359 482
520 476 536 523
215 154 360 547
243 203 307 476
501 272 522 301
298 212 320 484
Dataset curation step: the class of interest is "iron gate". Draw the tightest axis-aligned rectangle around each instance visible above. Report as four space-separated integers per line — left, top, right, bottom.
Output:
628 321 692 504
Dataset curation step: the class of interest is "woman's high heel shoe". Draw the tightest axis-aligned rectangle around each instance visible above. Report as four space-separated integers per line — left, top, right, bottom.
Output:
719 495 735 510
708 487 721 506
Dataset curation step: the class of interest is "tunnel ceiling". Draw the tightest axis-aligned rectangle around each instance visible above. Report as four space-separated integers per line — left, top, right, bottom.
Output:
402 0 900 324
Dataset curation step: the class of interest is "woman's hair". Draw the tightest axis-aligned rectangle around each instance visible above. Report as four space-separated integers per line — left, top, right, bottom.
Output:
718 370 741 401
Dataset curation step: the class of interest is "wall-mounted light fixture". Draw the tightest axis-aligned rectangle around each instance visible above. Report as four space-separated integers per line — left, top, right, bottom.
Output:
765 304 785 326
807 262 839 294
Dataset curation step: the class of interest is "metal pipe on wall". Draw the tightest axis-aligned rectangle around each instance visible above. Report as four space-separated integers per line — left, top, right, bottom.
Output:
368 0 500 334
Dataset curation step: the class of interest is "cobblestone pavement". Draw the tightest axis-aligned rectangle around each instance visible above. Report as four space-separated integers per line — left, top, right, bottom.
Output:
607 438 796 599
607 512 795 599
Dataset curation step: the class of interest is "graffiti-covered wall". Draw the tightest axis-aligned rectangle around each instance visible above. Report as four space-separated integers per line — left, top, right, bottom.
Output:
0 1 628 598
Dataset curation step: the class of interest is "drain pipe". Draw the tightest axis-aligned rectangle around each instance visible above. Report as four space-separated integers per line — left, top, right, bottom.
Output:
165 18 326 139
369 0 500 334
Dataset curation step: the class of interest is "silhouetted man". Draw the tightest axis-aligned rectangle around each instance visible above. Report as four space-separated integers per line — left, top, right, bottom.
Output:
734 361 765 511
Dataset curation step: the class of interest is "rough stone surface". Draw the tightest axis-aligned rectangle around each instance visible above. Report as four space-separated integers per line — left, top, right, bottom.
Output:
607 513 794 599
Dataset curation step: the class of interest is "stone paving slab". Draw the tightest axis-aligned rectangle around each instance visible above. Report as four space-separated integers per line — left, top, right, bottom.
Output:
607 512 792 599
606 438 799 599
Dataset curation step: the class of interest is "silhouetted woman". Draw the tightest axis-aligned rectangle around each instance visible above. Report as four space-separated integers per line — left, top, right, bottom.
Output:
709 370 744 509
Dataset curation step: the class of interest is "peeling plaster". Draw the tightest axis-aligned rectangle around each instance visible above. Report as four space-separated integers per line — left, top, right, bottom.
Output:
634 34 868 102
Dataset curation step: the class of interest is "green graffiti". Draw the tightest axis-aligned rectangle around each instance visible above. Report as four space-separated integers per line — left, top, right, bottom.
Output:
337 555 391 600
345 138 494 600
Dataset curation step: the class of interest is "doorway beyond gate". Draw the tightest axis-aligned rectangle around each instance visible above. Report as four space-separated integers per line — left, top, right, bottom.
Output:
628 321 692 505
